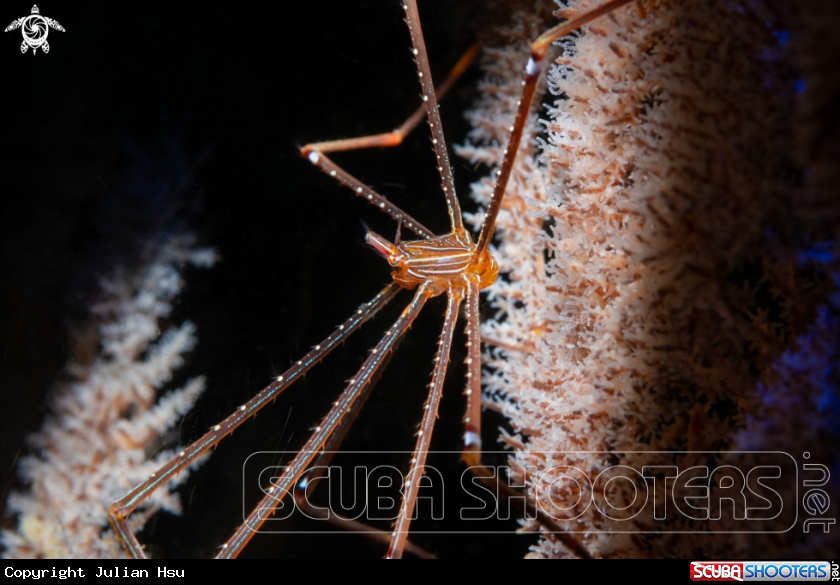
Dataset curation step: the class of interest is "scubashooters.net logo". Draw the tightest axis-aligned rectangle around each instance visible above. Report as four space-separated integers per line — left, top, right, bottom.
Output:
690 561 835 581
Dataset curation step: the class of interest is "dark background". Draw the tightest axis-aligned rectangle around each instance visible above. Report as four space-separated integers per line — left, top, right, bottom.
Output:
0 1 533 558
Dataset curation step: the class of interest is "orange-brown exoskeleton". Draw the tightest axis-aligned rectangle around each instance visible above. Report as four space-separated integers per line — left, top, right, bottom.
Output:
110 0 638 559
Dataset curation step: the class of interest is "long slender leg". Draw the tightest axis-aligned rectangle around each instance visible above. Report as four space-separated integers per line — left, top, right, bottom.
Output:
300 44 477 156
385 287 462 559
109 283 402 558
302 151 435 240
473 0 638 259
292 498 436 559
290 324 435 559
462 278 483 465
402 0 464 235
481 336 536 354
217 284 431 558
292 392 436 559
460 279 592 559
300 43 478 240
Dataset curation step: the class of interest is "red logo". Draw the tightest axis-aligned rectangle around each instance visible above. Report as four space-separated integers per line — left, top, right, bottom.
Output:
691 562 744 581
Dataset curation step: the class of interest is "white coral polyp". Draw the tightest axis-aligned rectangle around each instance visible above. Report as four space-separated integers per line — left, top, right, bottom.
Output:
458 0 838 559
2 234 215 559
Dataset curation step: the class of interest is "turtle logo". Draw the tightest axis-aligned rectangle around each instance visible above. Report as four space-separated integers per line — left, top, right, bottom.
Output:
5 5 64 54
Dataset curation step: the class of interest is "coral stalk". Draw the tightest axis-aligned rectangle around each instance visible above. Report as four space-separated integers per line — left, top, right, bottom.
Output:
2 233 215 559
459 0 839 558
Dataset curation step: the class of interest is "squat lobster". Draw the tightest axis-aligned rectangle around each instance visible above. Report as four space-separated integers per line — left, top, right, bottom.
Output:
110 0 638 559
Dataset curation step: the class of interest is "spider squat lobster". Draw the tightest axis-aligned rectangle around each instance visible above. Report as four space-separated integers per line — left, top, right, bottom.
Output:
109 0 638 559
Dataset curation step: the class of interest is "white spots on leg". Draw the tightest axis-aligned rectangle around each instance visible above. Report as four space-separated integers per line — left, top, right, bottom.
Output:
307 151 319 164
464 431 481 448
